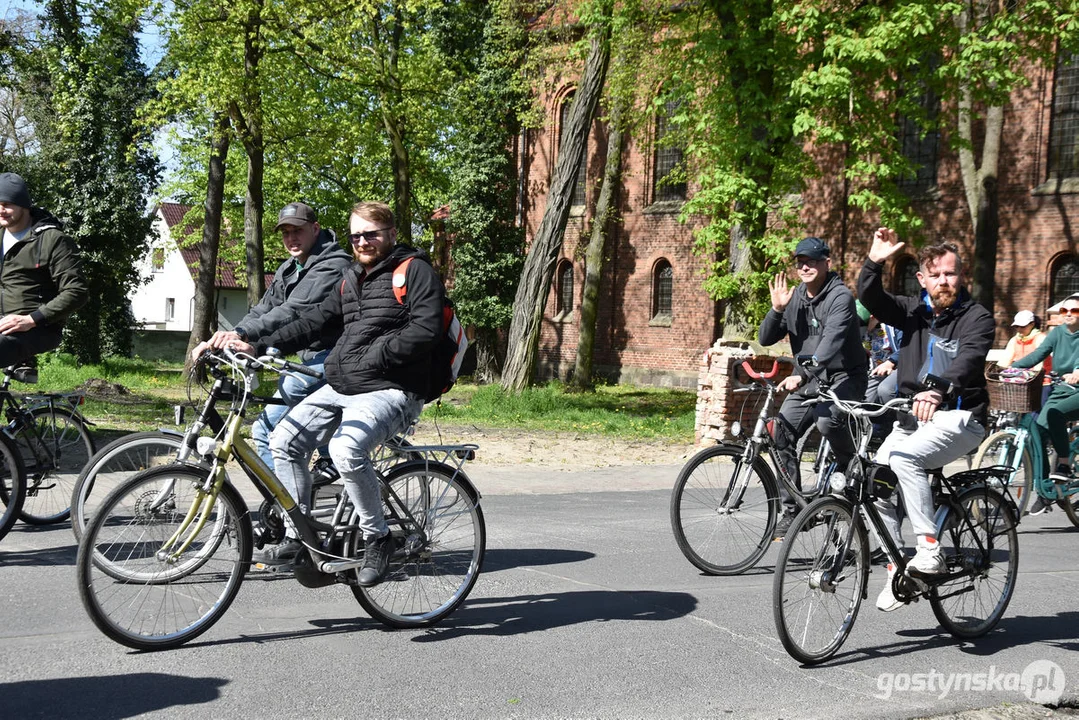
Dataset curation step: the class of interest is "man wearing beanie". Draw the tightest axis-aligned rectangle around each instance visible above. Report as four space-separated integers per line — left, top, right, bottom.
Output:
0 173 88 373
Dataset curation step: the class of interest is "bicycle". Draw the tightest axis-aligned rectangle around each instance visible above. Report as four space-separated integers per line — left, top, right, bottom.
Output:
773 381 1019 665
670 358 841 575
972 369 1079 523
1 365 95 524
69 416 415 541
76 347 486 650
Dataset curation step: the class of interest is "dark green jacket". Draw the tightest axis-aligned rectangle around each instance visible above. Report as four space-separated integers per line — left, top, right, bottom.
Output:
0 209 89 326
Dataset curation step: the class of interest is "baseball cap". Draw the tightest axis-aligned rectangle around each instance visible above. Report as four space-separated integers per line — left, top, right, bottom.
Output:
793 237 830 261
1011 310 1035 327
275 202 317 230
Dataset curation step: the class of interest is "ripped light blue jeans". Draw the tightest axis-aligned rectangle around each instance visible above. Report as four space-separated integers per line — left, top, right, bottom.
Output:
269 384 423 540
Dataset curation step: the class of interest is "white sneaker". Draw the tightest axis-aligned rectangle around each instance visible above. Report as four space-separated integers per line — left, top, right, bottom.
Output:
908 536 945 577
876 564 905 612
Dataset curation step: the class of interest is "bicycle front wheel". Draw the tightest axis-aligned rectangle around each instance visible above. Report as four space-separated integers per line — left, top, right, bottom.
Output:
351 460 485 628
76 466 251 650
70 431 184 540
930 487 1018 639
972 430 1033 517
0 433 27 543
773 496 869 665
14 406 95 524
670 444 779 575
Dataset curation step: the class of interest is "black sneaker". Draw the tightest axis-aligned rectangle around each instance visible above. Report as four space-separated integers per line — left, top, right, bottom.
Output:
356 532 394 587
773 513 795 540
252 539 303 569
1026 496 1053 516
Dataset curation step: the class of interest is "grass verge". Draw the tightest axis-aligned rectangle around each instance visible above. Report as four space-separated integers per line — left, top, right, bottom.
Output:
28 354 697 442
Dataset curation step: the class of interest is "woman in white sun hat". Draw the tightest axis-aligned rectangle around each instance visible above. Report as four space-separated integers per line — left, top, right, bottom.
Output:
1000 309 1047 370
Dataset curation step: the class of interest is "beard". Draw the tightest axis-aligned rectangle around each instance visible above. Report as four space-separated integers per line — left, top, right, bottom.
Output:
929 286 957 309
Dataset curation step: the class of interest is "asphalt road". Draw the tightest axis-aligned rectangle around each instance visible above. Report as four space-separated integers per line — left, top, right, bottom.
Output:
1 462 1078 720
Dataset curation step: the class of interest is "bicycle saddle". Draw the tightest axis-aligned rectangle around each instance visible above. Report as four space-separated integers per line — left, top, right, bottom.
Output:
5 364 38 384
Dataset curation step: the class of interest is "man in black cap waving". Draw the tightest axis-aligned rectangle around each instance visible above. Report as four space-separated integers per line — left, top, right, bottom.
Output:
0 172 88 375
193 201 351 467
758 236 868 538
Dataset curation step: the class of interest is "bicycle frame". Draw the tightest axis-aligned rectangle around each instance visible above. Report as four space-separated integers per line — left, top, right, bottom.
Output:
986 413 1079 503
733 363 835 511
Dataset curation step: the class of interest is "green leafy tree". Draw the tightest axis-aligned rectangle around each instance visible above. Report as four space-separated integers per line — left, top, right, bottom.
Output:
785 0 1079 312
3 0 160 362
444 0 528 381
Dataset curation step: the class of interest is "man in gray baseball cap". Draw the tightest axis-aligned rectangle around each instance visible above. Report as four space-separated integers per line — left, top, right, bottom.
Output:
192 200 351 470
0 173 88 377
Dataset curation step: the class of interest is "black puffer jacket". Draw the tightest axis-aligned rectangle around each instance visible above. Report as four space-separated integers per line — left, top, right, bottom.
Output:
858 258 995 424
236 229 351 360
0 209 88 326
272 244 443 398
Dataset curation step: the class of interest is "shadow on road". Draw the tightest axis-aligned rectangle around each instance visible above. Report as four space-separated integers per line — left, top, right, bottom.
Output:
0 542 77 566
0 672 228 718
482 548 595 573
803 611 1079 668
409 589 698 641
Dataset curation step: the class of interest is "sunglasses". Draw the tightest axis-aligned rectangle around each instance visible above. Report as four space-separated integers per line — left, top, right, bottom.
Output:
348 226 393 244
1060 308 1079 316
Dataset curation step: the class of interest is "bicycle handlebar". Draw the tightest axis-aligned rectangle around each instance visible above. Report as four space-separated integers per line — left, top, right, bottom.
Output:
806 387 912 419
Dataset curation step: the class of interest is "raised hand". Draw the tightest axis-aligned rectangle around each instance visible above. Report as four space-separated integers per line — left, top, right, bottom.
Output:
769 272 795 312
869 227 904 264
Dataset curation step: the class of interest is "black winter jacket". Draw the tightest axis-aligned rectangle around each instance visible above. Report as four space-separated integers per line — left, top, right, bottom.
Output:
235 230 351 360
0 209 88 326
271 244 443 398
758 271 867 382
858 258 995 424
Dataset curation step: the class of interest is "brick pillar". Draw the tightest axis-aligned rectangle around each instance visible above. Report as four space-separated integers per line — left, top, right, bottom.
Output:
694 339 792 446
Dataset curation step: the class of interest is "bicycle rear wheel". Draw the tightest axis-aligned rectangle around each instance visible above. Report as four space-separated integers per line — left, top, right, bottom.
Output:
773 496 869 665
670 445 779 575
0 434 27 543
971 430 1033 516
70 431 184 541
351 460 485 628
14 406 95 524
930 487 1018 639
76 467 251 650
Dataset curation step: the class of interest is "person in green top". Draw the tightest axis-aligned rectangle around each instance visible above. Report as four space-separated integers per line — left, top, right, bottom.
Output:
1011 292 1079 514
0 173 88 374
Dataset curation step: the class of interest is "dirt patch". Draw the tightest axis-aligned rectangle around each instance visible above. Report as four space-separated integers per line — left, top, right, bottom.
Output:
410 421 697 468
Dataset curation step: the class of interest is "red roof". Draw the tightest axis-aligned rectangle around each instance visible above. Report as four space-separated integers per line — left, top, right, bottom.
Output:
158 202 192 229
179 248 274 290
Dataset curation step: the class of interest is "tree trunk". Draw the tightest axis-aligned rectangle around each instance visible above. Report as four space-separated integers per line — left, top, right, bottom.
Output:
374 2 412 245
501 18 611 392
229 2 265 308
954 7 1002 313
472 326 504 384
185 113 231 375
571 96 625 390
722 218 755 339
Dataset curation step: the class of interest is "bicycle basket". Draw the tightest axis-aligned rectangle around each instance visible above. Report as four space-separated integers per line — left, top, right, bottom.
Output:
986 368 1043 413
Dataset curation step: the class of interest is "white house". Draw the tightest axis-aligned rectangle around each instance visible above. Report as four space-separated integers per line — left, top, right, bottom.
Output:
129 203 254 333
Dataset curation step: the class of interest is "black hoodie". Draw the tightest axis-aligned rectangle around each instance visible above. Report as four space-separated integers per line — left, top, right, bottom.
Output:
758 271 867 382
858 258 995 424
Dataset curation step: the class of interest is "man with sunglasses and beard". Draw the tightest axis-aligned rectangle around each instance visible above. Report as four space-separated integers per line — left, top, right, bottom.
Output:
858 228 995 612
1009 292 1079 514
